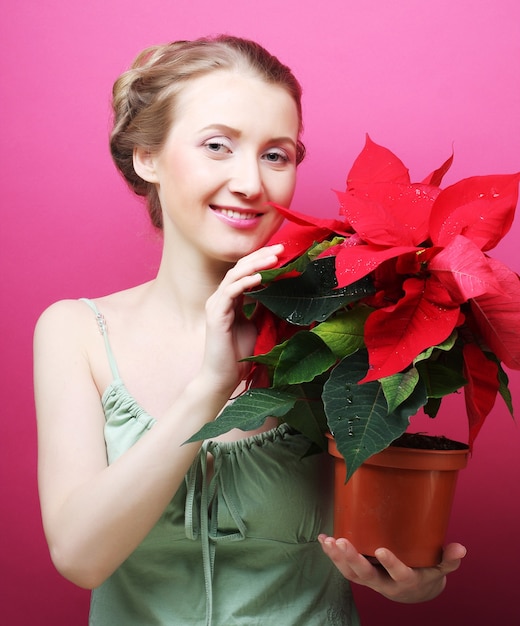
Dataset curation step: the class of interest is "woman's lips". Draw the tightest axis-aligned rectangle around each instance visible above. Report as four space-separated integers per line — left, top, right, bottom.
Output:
210 205 264 228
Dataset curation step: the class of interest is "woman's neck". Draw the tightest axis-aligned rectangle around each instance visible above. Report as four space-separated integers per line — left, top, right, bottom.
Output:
150 242 232 329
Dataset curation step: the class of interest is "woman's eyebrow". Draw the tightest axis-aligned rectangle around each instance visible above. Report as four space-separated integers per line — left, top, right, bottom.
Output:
200 123 241 136
200 123 296 148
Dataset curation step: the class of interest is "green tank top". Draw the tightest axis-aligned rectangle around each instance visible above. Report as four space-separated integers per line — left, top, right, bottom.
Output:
82 299 360 626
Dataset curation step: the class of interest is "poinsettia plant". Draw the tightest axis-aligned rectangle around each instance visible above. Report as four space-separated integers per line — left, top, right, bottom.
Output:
189 136 520 480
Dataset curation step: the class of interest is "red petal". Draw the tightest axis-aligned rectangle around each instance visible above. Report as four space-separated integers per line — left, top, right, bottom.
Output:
250 305 299 371
421 152 454 187
251 305 280 356
267 220 337 266
396 247 439 274
270 202 350 235
346 134 410 187
462 343 499 448
373 257 411 301
361 277 460 381
428 235 503 303
429 173 520 251
334 242 418 287
245 365 271 389
469 257 520 370
337 182 438 246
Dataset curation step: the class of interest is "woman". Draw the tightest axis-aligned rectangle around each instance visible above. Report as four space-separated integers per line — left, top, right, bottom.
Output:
34 35 466 625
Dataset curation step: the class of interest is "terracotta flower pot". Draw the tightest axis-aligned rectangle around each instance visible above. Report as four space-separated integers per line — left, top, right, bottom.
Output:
327 434 469 567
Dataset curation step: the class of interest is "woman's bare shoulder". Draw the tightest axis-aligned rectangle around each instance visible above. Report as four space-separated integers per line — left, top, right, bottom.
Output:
35 298 92 336
35 283 152 335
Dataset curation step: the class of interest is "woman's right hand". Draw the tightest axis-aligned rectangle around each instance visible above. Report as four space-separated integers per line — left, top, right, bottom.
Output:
200 243 284 396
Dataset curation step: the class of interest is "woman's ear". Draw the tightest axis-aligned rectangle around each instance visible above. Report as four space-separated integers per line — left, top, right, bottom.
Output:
133 147 159 183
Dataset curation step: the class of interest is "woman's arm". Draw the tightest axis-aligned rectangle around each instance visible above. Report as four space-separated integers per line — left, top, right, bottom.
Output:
35 244 284 589
35 299 226 589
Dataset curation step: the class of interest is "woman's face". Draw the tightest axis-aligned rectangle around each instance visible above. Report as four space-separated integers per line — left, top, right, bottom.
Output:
135 70 300 265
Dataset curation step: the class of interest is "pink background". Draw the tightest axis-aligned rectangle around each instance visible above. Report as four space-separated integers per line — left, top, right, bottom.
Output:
1 1 519 623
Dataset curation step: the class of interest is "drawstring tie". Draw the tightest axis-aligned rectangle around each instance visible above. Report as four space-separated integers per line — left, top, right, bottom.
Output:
185 442 247 626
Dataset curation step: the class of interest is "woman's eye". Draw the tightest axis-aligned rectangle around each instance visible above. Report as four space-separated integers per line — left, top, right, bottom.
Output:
204 140 231 154
263 150 289 163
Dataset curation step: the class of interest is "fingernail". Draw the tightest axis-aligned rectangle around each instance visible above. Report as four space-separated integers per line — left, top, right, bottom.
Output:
337 539 348 552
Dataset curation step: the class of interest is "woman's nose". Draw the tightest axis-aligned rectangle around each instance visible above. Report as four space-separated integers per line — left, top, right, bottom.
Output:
228 155 263 199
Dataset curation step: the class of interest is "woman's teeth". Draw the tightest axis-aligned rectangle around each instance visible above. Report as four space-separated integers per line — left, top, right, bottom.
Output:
219 208 258 220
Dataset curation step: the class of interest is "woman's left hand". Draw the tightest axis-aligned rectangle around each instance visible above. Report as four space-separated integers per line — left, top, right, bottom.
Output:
318 535 466 603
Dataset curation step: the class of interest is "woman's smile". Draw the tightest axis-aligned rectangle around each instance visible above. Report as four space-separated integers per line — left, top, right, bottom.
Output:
210 205 265 228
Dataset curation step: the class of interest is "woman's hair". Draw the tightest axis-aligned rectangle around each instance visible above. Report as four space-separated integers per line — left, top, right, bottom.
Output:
110 35 305 229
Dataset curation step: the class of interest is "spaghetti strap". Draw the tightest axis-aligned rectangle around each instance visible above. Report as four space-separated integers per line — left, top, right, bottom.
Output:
80 298 122 380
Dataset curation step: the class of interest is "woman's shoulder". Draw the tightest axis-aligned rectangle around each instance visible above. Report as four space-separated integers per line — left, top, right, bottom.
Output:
35 298 92 336
33 298 112 359
33 301 100 376
35 283 152 332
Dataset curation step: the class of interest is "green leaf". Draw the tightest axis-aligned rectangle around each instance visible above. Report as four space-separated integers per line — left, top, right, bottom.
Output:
283 381 328 449
259 249 312 284
185 388 299 443
242 301 256 319
380 368 420 413
242 341 286 368
258 237 345 284
414 331 458 364
323 351 410 481
250 256 375 326
391 375 428 419
311 306 370 358
415 360 467 398
496 359 514 416
423 396 442 418
307 236 345 260
274 331 336 386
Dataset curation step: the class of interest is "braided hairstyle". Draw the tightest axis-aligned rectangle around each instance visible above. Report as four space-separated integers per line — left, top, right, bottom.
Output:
110 35 305 229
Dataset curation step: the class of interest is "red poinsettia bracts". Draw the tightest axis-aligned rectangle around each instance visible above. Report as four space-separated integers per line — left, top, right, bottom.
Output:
267 204 350 267
266 136 520 446
338 138 520 386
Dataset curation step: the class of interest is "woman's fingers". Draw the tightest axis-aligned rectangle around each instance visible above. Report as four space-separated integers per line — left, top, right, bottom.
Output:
205 244 284 328
200 244 285 392
319 536 383 583
319 535 467 603
218 244 284 294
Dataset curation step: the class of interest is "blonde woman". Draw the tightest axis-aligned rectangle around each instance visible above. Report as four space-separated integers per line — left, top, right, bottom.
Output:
35 35 465 625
